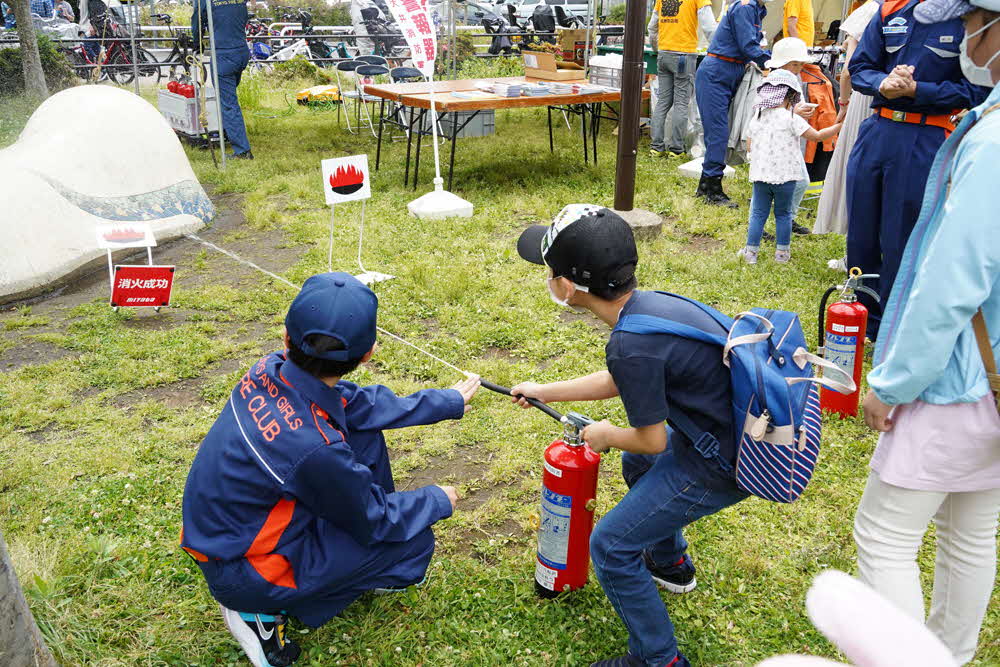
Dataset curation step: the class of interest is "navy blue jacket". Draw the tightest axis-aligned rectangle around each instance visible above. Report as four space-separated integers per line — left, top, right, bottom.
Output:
708 0 769 68
849 0 989 115
191 0 249 51
181 352 462 597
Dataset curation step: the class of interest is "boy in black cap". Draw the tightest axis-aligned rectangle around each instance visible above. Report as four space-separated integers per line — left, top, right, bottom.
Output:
181 272 480 667
513 205 748 667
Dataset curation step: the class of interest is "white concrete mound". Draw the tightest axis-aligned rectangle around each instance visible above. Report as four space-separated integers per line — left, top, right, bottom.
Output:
0 86 213 303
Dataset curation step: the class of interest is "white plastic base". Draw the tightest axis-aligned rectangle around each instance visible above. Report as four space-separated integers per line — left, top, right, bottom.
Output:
355 271 395 285
678 157 736 180
407 180 473 219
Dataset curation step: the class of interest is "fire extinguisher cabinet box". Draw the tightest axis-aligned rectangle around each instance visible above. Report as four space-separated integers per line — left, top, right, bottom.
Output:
157 89 220 137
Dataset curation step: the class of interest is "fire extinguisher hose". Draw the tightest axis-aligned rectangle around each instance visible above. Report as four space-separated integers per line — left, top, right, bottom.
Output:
478 379 566 423
818 285 839 351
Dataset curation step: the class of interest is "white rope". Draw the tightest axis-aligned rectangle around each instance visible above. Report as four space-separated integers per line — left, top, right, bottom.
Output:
185 233 471 377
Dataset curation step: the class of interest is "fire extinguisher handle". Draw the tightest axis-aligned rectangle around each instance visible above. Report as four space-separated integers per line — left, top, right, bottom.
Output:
478 379 566 423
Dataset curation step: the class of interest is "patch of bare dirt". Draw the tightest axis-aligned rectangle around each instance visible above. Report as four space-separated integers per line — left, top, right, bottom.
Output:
558 309 608 332
110 378 206 411
684 233 723 254
0 339 74 371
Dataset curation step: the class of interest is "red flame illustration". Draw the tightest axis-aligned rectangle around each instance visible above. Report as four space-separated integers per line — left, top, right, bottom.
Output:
103 227 145 243
329 164 366 195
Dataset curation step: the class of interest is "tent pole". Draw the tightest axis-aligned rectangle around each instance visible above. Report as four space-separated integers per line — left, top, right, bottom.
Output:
203 0 227 168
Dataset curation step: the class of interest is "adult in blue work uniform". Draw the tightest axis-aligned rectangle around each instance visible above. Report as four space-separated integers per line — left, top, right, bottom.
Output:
845 0 990 337
694 0 771 207
181 273 479 667
192 0 254 159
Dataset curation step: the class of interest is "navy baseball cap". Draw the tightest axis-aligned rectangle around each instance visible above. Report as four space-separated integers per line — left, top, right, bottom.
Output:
285 272 377 361
517 205 638 291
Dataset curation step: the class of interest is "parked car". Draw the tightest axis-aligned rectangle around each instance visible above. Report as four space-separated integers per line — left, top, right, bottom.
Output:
431 0 506 26
513 0 589 21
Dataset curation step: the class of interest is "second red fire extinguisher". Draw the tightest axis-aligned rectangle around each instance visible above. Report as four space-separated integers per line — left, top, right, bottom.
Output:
818 268 880 418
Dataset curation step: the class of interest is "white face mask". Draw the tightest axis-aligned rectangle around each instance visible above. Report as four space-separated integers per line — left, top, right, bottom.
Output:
547 277 571 307
546 277 589 309
961 15 1000 88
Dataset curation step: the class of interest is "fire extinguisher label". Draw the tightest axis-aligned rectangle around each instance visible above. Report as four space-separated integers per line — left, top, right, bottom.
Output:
543 461 563 478
535 561 558 590
825 333 857 376
537 487 571 570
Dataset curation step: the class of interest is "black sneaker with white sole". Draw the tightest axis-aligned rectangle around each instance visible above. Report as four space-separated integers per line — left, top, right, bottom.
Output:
219 604 301 667
643 552 697 594
590 652 692 667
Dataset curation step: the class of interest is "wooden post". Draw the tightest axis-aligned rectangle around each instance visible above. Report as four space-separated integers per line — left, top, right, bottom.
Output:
612 0 647 212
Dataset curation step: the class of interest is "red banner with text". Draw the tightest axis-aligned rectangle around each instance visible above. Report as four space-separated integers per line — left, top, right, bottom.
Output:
111 265 175 308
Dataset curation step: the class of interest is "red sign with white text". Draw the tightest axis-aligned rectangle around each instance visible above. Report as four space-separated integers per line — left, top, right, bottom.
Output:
111 265 175 307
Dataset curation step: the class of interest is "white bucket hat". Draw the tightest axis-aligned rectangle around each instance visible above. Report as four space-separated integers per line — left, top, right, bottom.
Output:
765 37 816 69
916 0 1000 22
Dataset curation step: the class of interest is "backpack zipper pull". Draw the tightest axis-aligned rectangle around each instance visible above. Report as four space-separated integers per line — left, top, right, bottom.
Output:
798 425 808 451
750 410 770 441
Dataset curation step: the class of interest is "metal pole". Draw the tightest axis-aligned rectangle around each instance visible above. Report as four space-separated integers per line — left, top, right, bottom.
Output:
128 1 140 95
612 0 646 211
583 0 594 73
203 0 227 167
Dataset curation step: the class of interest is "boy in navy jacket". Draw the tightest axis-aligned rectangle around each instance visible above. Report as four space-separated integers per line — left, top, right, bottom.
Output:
181 272 479 667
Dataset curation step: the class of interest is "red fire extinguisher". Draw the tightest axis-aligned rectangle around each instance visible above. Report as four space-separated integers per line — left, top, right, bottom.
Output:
818 268 880 418
534 412 600 598
478 381 600 597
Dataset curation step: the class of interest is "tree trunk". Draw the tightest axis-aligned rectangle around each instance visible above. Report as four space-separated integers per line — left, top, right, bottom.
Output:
10 0 50 99
0 530 57 667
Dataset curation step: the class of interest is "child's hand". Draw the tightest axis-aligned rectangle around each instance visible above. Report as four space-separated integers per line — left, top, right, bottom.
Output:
510 382 547 408
581 420 616 453
437 485 460 512
452 375 480 413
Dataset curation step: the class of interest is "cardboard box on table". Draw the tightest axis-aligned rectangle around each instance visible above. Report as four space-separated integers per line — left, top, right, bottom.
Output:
522 51 585 81
555 27 596 64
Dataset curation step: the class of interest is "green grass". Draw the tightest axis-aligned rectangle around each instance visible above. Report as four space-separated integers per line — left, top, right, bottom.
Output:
2 81 998 667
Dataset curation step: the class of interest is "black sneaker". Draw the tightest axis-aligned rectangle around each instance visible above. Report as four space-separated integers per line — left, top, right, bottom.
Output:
219 604 301 667
591 653 691 667
232 151 255 160
762 230 776 242
792 222 811 235
644 552 697 594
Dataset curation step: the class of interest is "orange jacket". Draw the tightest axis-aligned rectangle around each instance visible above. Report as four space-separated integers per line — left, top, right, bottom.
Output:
802 63 837 162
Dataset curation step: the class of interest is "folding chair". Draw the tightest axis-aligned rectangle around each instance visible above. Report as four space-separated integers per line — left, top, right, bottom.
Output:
385 66 426 141
335 59 362 133
355 55 389 66
354 63 391 138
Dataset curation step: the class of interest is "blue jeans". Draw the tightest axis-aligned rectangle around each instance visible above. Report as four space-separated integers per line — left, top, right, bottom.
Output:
650 51 693 154
590 445 748 666
216 47 251 155
746 180 797 250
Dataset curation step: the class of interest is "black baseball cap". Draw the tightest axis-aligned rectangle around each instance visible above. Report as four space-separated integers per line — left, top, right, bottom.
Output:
517 205 638 291
285 272 377 361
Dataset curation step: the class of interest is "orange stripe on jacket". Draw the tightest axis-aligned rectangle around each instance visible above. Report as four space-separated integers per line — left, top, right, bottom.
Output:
882 0 910 18
245 498 298 589
179 526 209 562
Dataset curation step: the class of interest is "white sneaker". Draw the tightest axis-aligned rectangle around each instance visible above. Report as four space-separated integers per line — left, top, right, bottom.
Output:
737 247 758 265
219 604 300 667
775 249 791 264
827 257 847 272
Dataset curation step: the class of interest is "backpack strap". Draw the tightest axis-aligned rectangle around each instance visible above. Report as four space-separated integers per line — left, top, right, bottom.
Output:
972 309 1000 412
615 314 728 347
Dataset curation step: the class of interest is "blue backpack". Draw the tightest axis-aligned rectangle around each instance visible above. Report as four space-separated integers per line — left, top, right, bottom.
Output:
614 293 855 503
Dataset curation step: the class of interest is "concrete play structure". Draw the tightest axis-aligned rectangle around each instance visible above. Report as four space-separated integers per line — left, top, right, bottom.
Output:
0 86 213 303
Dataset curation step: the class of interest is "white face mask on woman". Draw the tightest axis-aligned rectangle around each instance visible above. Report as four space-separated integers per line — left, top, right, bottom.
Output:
961 15 1000 87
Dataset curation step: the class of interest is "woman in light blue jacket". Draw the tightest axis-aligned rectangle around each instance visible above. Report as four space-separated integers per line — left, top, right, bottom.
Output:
854 0 1000 662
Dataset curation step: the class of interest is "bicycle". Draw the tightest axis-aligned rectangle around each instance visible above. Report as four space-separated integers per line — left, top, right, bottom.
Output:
152 12 193 78
67 15 160 84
